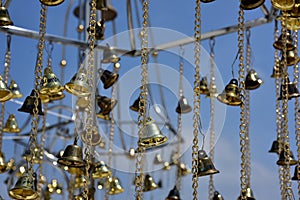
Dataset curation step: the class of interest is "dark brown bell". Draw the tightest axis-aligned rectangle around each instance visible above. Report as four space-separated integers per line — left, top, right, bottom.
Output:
212 191 224 200
270 64 283 78
143 174 158 192
9 171 38 200
39 0 64 6
106 177 124 195
64 68 90 97
92 161 112 179
273 31 296 51
9 80 22 98
276 145 297 166
101 5 118 21
40 67 64 95
0 4 13 26
99 69 119 89
280 50 299 66
3 114 20 133
292 165 300 180
278 78 300 100
217 78 242 106
195 77 210 95
96 95 118 115
96 0 106 10
175 96 192 114
57 144 86 168
102 46 120 63
18 90 44 115
0 75 13 102
271 0 295 11
268 140 280 154
245 69 263 90
237 188 255 200
165 186 181 200
130 96 142 112
240 0 265 10
197 150 220 177
200 0 215 2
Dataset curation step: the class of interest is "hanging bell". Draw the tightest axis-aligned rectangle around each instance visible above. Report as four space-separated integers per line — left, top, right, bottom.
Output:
9 80 22 98
96 95 118 119
0 75 12 102
178 163 191 176
40 67 64 95
280 50 299 66
57 144 86 168
276 145 297 166
271 0 295 11
278 78 300 100
49 91 65 101
130 96 142 112
0 151 14 173
270 64 283 78
195 77 210 95
3 114 20 133
175 96 192 114
197 150 220 177
237 188 255 200
217 78 242 106
212 191 224 200
106 177 124 195
40 0 64 6
0 4 13 26
100 4 118 22
99 69 119 89
64 68 90 97
9 172 38 200
143 174 158 192
200 0 215 2
39 93 50 104
273 31 296 51
102 46 120 63
138 118 168 148
268 140 280 154
240 0 265 10
92 161 112 179
18 90 44 115
165 186 181 200
245 69 263 90
292 165 300 180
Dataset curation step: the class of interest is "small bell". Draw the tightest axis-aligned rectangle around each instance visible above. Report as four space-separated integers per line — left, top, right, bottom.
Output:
130 96 142 112
92 161 112 179
165 186 181 200
292 165 300 180
87 20 105 40
0 4 13 26
64 68 90 97
0 151 14 173
9 171 38 200
217 78 242 106
101 5 118 22
40 0 64 6
96 95 117 119
106 177 124 195
175 96 192 114
0 75 12 102
197 150 220 177
40 67 64 95
240 0 265 10
237 188 255 200
138 118 168 149
102 46 120 63
200 0 215 2
270 64 283 78
18 90 44 115
271 0 295 11
195 77 210 95
143 174 158 192
278 78 300 100
9 80 22 98
99 69 119 89
280 50 299 66
57 144 86 168
245 69 263 90
49 91 65 101
212 191 224 200
273 31 296 51
268 140 280 154
276 145 297 166
3 114 20 133
178 163 191 176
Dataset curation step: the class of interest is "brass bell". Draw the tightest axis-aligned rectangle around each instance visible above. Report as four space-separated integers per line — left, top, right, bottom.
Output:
9 171 38 200
271 0 295 11
240 0 265 10
39 93 50 104
9 80 22 98
39 0 64 6
195 77 210 95
106 177 124 195
87 20 105 40
143 174 158 192
49 91 65 101
74 175 90 188
278 78 300 100
280 50 299 66
96 95 117 119
217 78 242 106
64 68 90 97
138 117 168 149
273 31 296 51
279 15 300 31
18 90 44 115
0 151 14 173
178 163 191 176
40 67 64 95
197 149 220 177
237 188 255 200
268 140 280 154
102 46 120 63
130 96 142 112
276 144 297 166
292 165 300 180
99 69 119 89
92 161 112 179
212 191 224 200
0 3 13 26
57 144 86 168
3 114 20 133
245 69 263 90
175 96 192 114
165 186 181 200
270 64 283 78
0 75 12 102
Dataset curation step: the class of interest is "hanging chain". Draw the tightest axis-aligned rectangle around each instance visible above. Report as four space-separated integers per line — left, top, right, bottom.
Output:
135 1 149 199
192 0 201 199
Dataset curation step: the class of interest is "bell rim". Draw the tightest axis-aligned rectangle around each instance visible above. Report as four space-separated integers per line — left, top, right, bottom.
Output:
197 169 220 177
64 84 90 97
271 0 295 11
139 135 168 148
57 157 86 168
39 0 65 6
217 94 242 106
103 74 119 89
9 188 39 200
3 127 20 133
175 105 192 114
96 112 111 120
49 92 65 101
240 0 265 10
39 85 64 95
92 171 112 179
0 90 13 102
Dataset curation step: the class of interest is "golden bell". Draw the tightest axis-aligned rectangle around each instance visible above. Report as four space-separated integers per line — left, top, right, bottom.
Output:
99 69 119 89
39 0 64 6
245 69 263 90
87 20 105 40
18 90 44 115
9 171 38 200
40 67 64 95
57 144 86 168
271 0 295 11
268 140 280 154
178 163 191 176
165 186 181 200
292 165 300 180
276 145 297 166
273 31 295 51
0 4 13 26
175 96 192 114
195 77 210 95
280 50 299 66
3 114 20 133
240 0 265 10
270 64 283 78
92 161 112 179
49 91 65 101
217 78 242 106
212 191 224 200
9 80 22 98
130 96 142 112
102 46 120 63
237 188 255 200
64 68 90 97
96 95 117 116
39 93 50 104
143 174 158 192
278 78 300 100
0 75 12 102
197 150 220 177
138 118 168 148
106 177 124 195
0 151 14 173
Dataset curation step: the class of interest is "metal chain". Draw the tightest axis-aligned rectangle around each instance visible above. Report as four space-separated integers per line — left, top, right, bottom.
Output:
192 0 201 199
135 0 149 199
